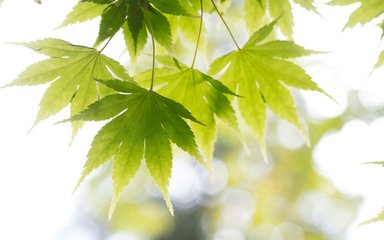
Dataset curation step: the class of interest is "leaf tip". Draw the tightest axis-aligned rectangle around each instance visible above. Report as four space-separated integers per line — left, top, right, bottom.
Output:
164 194 174 216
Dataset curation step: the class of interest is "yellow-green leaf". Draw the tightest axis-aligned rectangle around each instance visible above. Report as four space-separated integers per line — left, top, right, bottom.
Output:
4 38 130 136
69 81 202 216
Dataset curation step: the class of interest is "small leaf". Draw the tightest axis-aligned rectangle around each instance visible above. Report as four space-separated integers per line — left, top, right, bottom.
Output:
95 1 128 46
244 0 267 34
145 7 173 51
359 210 384 226
269 0 293 38
127 0 145 52
123 19 147 60
244 18 279 48
59 2 107 28
374 50 384 70
293 0 318 12
149 0 188 16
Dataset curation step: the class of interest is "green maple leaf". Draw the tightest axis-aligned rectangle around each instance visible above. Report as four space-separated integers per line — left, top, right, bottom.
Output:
123 0 174 59
328 0 384 29
135 58 238 168
149 0 188 16
209 20 328 159
373 50 384 70
3 38 130 136
244 0 317 37
359 210 384 226
68 79 202 217
81 0 114 3
59 1 107 28
63 0 176 58
245 0 268 34
95 0 129 46
292 0 317 12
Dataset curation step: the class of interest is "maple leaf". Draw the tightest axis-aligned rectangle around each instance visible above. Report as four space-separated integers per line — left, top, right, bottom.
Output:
373 50 384 70
149 0 188 16
67 79 202 217
244 0 317 38
209 20 328 159
328 0 384 29
59 1 107 28
63 0 177 54
135 58 238 168
3 38 130 136
122 0 175 59
359 210 384 226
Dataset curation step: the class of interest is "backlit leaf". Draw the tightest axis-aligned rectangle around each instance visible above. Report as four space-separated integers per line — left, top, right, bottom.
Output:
135 63 237 167
59 1 107 28
3 38 130 136
328 0 384 29
68 81 202 216
209 20 327 159
359 211 384 226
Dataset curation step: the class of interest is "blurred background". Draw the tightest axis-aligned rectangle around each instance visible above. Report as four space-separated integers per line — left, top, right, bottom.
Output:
1 0 384 239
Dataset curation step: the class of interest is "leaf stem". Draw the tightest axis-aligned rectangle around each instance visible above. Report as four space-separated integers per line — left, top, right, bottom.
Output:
144 9 156 91
99 35 114 53
191 0 204 69
210 0 240 50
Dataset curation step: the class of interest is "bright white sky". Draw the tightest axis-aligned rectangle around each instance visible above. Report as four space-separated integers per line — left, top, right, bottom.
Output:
1 1 384 240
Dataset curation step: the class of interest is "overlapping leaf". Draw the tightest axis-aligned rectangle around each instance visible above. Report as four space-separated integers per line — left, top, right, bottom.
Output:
209 20 327 159
68 79 202 217
244 0 317 38
60 1 107 27
123 0 175 58
135 59 238 167
3 38 130 135
328 0 384 29
61 0 183 57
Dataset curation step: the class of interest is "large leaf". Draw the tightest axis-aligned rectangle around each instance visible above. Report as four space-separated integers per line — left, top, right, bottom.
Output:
135 62 237 168
3 38 130 136
69 80 202 217
209 21 327 159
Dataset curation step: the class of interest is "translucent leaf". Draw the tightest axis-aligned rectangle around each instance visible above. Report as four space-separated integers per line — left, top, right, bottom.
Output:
69 81 201 216
135 65 237 168
149 0 188 16
328 0 384 29
95 1 128 46
59 2 107 28
360 211 384 226
3 38 130 136
145 7 173 51
209 21 328 159
374 50 384 70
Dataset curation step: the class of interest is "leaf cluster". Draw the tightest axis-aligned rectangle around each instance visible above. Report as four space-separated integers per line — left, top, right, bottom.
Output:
2 0 331 216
